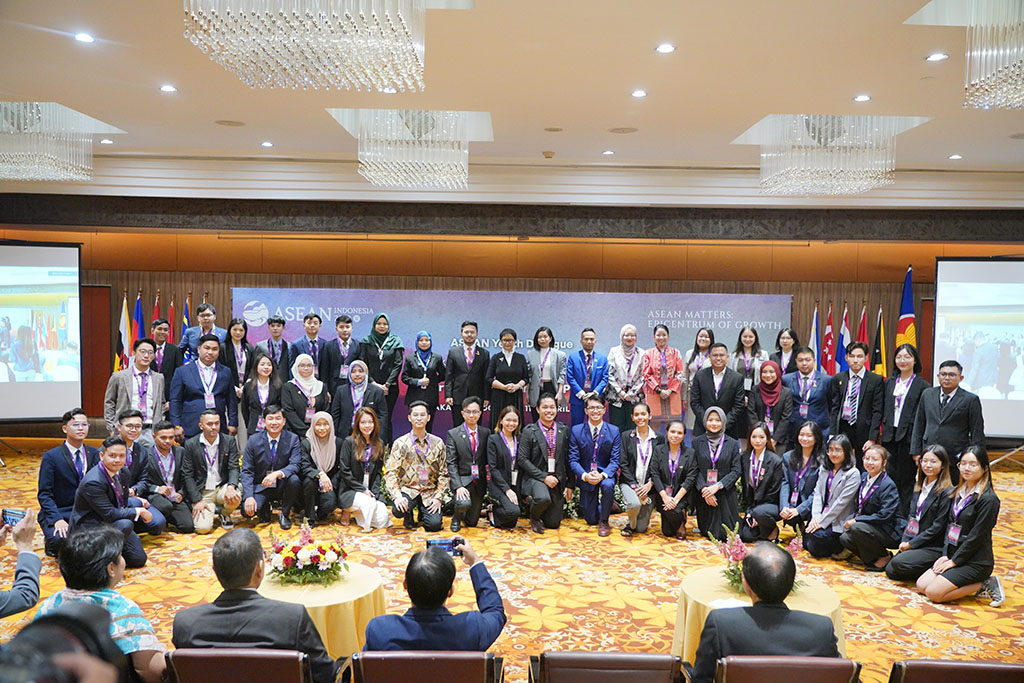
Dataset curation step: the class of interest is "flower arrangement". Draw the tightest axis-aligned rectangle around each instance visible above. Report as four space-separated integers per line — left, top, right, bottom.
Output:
717 523 804 593
268 522 349 586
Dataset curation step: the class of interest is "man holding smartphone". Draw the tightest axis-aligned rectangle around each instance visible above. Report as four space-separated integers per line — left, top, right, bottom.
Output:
0 508 41 618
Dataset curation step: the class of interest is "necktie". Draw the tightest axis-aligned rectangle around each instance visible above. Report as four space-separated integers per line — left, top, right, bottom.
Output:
592 425 599 441
155 347 163 371
138 372 149 412
940 392 950 416
470 431 477 452
801 376 808 398
74 448 85 478
309 339 318 364
270 439 278 467
848 375 861 423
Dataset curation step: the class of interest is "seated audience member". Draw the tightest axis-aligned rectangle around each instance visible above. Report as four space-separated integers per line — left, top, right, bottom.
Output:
103 337 163 448
618 402 665 537
401 331 445 433
363 538 506 651
331 360 388 439
692 407 742 542
486 406 524 529
170 333 238 439
650 420 696 540
172 529 339 683
446 396 491 532
516 394 572 534
915 446 1004 607
803 435 861 558
568 395 621 537
688 541 840 683
838 444 903 571
336 407 392 532
299 411 342 526
37 409 99 557
739 422 784 543
143 422 194 533
778 421 824 533
71 436 163 568
886 445 953 583
115 410 152 498
385 401 448 531
240 351 281 433
181 409 242 534
35 526 166 683
0 508 41 618
241 405 302 530
282 353 329 436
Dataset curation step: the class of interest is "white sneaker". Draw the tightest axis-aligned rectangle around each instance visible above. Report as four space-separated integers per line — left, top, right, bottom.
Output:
986 576 1005 607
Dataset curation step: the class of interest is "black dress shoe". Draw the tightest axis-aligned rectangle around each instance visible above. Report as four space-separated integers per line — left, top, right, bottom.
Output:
450 517 462 532
530 519 545 534
258 509 272 524
279 512 292 530
403 513 417 530
307 517 318 528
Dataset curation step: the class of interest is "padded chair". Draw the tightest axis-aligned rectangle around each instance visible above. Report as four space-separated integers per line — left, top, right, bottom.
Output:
888 659 1024 683
713 655 861 683
530 651 683 683
347 651 503 683
165 648 311 683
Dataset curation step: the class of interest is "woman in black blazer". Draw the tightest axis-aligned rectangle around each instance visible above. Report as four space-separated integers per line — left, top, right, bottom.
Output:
298 412 343 525
778 421 824 533
769 327 800 376
881 343 930 518
335 407 391 531
745 361 794 454
886 445 954 582
220 318 256 405
739 422 784 542
618 402 667 537
330 360 389 440
358 314 404 441
693 407 742 542
401 331 445 433
487 406 523 529
240 352 282 433
916 446 1003 605
280 353 329 435
486 328 531 430
838 445 904 571
649 420 697 539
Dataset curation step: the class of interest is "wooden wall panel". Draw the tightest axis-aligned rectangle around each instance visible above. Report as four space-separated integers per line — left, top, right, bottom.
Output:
686 243 769 281
856 243 945 283
347 240 434 276
176 235 262 273
90 232 178 271
601 243 689 280
81 284 111 415
516 242 604 279
262 237 349 275
431 240 517 278
770 243 838 282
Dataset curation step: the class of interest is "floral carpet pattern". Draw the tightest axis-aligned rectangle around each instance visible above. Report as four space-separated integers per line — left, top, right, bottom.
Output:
2 448 1022 682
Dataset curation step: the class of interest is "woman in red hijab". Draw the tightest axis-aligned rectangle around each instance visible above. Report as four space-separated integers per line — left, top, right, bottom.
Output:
746 360 794 454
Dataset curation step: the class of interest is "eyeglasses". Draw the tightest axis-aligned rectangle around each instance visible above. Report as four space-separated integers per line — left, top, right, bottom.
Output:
122 423 143 431
462 409 481 416
938 372 959 378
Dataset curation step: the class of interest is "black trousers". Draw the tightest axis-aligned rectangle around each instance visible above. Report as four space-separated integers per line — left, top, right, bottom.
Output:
656 501 687 537
840 521 898 564
392 492 443 531
244 475 301 517
739 503 780 542
838 421 866 469
301 478 338 521
885 546 943 582
491 488 521 528
520 478 565 529
453 479 487 527
384 389 399 444
883 438 916 518
147 492 195 533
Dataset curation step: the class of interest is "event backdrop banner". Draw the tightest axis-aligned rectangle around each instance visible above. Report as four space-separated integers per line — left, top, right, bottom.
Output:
233 288 791 435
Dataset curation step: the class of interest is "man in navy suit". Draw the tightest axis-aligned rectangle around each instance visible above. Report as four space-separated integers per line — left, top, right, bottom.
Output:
782 346 833 438
177 303 227 359
568 395 620 536
566 328 609 427
322 314 361 396
170 333 238 440
71 435 163 568
255 314 291 381
37 408 100 557
241 405 302 530
363 537 506 651
289 313 326 379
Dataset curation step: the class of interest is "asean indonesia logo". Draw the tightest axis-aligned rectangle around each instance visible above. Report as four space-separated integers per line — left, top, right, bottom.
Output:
243 300 269 327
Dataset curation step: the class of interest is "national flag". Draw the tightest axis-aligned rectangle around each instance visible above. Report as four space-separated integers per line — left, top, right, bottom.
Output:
856 304 868 344
895 265 917 349
871 306 887 377
202 291 208 304
167 294 176 344
808 304 820 371
114 293 131 371
152 290 161 325
821 303 835 375
181 292 193 362
131 292 145 350
836 303 851 373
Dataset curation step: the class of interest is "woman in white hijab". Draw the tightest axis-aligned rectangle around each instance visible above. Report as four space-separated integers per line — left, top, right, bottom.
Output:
607 324 645 433
281 353 329 435
299 411 342 525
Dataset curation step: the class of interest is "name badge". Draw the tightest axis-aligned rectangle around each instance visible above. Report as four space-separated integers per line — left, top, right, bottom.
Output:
842 403 853 421
744 378 753 391
584 380 592 391
305 407 315 421
946 523 962 545
471 463 479 480
418 467 430 486
547 457 556 473
257 417 265 430
665 487 674 497
707 469 718 485
798 403 809 418
790 490 799 506
511 471 519 486
205 393 216 408
340 365 349 379
906 517 920 536
362 472 370 489
822 506 830 516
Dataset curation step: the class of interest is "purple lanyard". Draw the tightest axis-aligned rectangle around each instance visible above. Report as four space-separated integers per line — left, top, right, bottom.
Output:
858 473 886 511
694 352 708 371
637 435 652 469
269 339 281 363
591 424 603 460
155 447 175 484
800 375 812 401
750 451 763 485
668 447 682 478
364 445 372 468
585 353 594 379
659 348 668 371
539 348 552 376
103 468 125 506
894 374 916 410
204 441 218 469
135 370 148 411
792 457 812 490
293 381 313 406
501 433 518 465
825 468 838 500
198 363 217 395
708 436 724 467
743 355 753 375
351 383 365 412
234 344 246 376
952 492 975 521
412 436 432 466
542 423 557 457
338 338 349 358
625 351 637 374
914 485 932 518
257 381 270 409
463 423 478 451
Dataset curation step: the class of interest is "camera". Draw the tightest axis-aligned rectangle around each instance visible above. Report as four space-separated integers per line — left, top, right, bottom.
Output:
425 538 463 557
1 508 25 528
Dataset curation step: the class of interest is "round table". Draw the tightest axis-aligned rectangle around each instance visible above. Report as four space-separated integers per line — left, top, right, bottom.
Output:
258 562 387 660
670 566 846 665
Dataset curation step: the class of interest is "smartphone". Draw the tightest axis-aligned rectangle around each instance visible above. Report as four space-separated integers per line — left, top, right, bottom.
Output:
425 538 463 557
2 508 25 527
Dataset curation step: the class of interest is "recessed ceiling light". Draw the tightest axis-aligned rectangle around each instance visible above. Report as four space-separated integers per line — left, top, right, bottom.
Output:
261 141 273 148
381 87 397 94
926 52 949 62
214 120 245 127
948 154 963 160
99 138 113 145
608 127 638 134
853 94 871 102
655 43 675 54
1009 133 1024 140
160 84 177 93
74 33 95 43
632 89 648 98
544 127 563 133
602 150 615 155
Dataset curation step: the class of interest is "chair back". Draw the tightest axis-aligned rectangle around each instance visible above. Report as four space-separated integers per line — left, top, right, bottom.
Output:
714 655 861 683
537 651 682 683
165 648 310 683
350 651 501 683
888 659 1024 683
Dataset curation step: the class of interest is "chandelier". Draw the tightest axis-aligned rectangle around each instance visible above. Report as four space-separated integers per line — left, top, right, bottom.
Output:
731 115 931 196
183 0 473 92
0 102 124 182
327 108 492 188
906 0 1024 109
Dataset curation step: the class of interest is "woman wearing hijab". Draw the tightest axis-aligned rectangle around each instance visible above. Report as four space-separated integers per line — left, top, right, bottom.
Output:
485 328 531 429
527 326 567 423
401 331 445 433
336 407 392 531
329 360 388 439
281 353 329 436
299 412 343 526
641 324 686 434
746 360 794 454
358 313 404 443
607 324 645 433
692 406 742 541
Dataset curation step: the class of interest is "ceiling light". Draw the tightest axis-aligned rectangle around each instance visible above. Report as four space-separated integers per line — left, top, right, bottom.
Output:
631 89 648 98
609 127 638 134
381 87 398 94
74 33 95 43
544 127 563 132
602 150 615 155
99 139 113 145
948 154 963 159
261 141 273 147
655 43 676 54
926 52 949 61
853 94 871 102
214 120 245 127
160 84 177 93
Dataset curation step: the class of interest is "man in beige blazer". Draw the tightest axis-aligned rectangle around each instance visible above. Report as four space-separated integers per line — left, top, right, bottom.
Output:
104 337 165 448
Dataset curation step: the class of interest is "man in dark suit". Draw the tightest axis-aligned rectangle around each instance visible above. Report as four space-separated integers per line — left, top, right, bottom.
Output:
445 396 491 532
782 346 833 438
71 436 164 568
143 421 195 533
690 343 746 439
911 360 985 485
255 314 291 381
103 337 164 447
829 342 884 469
115 410 152 500
322 314 360 396
36 408 100 557
181 409 242 534
689 541 840 683
566 328 610 427
178 303 227 359
172 529 339 683
289 313 326 379
517 393 573 534
568 395 620 536
241 405 302 529
151 318 184 405
444 321 491 427
170 333 238 439
363 538 506 652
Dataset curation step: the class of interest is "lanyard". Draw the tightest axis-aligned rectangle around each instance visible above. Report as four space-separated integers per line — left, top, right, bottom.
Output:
708 436 724 467
858 473 886 511
463 423 478 451
541 422 557 456
894 374 916 410
203 440 218 469
198 363 217 395
234 344 246 376
501 432 518 464
364 445 372 468
792 456 812 490
952 492 975 521
625 350 637 374
269 339 281 362
637 435 653 469
743 354 753 375
103 468 124 506
668 447 682 478
750 450 763 485
694 352 708 371
825 468 838 501
257 381 269 409
915 482 934 518
155 447 175 484
590 423 603 460
350 383 366 413
412 435 432 466
539 348 552 376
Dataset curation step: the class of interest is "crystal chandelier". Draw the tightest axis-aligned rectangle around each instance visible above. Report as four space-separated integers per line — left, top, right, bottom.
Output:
184 0 473 92
731 115 931 196
906 0 1024 109
0 102 124 182
327 108 492 188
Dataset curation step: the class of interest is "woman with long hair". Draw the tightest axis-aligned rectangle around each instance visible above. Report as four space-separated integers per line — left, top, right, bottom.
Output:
881 343 930 517
528 326 567 423
778 421 824 533
487 406 523 528
682 327 714 438
727 326 769 444
770 327 801 376
240 352 282 433
738 422 784 543
886 444 953 582
336 407 391 531
804 434 861 558
837 444 903 571
650 419 696 539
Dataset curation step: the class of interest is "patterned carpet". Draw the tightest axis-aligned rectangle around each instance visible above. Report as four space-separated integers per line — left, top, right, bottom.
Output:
1 446 1022 682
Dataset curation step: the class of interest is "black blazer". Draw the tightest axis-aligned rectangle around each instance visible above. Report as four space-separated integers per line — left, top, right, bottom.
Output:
649 445 697 501
779 452 820 517
70 465 137 529
910 387 986 457
689 368 746 438
239 379 283 434
121 442 151 497
358 342 404 389
487 432 521 498
881 374 930 444
335 436 385 509
144 445 188 496
517 422 572 488
445 424 491 491
329 384 389 438
740 449 784 513
300 436 344 484
218 341 255 388
746 388 794 447
280 382 330 435
619 430 667 487
901 484 952 549
692 434 742 492
154 342 184 403
180 434 241 505
945 488 999 568
829 370 885 444
401 352 445 410
321 337 361 396
444 346 492 405
852 472 903 542
769 350 799 376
